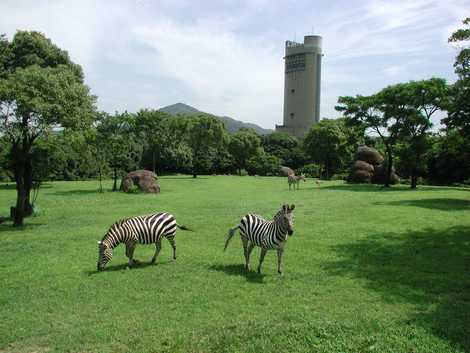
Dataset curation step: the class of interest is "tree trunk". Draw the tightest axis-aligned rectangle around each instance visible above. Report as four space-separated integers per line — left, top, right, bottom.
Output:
98 166 103 193
152 149 156 174
411 173 418 189
385 150 393 188
410 152 420 189
13 157 26 227
113 168 118 191
23 156 33 216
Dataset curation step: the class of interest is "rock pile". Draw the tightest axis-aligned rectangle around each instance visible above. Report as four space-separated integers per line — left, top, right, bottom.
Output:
121 170 160 193
348 146 399 184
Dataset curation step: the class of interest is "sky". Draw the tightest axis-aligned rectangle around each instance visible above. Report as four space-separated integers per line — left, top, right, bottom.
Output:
1 0 469 129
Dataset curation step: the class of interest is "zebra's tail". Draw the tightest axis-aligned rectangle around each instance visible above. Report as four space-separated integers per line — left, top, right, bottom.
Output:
176 223 193 232
224 225 239 251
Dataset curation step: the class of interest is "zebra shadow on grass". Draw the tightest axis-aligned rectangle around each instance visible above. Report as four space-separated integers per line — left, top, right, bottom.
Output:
209 264 265 284
85 259 173 275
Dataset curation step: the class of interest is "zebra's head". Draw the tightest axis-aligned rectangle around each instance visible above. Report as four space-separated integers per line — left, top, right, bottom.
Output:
299 174 306 182
97 240 113 271
279 204 295 236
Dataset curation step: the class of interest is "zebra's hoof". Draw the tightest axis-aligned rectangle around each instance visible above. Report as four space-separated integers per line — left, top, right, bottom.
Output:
257 269 261 274
278 270 283 275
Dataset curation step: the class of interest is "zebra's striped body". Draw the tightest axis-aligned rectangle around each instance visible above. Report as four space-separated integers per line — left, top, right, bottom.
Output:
97 212 189 271
288 174 305 190
224 204 295 274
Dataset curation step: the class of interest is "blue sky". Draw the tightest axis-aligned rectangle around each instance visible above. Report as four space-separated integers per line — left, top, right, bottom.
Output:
1 0 469 128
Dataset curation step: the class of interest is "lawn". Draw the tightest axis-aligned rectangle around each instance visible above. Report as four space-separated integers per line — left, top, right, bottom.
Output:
0 176 469 353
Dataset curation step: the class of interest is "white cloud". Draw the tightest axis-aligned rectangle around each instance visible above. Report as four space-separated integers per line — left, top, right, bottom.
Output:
0 0 468 128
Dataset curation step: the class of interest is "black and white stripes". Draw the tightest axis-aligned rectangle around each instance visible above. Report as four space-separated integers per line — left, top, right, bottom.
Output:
97 212 190 271
224 204 296 274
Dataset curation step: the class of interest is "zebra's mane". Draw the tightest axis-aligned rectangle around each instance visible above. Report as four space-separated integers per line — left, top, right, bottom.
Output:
101 217 130 242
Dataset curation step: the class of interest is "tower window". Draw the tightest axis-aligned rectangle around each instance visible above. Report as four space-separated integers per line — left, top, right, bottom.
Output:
291 89 295 93
290 113 295 119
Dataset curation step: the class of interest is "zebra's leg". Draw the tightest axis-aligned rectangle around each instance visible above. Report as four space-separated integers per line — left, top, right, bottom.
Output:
245 242 255 271
151 239 162 264
277 248 284 275
166 235 177 260
241 237 250 270
125 242 137 267
257 248 268 273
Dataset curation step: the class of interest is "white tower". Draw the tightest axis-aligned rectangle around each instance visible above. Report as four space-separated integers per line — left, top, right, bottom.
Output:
276 35 323 138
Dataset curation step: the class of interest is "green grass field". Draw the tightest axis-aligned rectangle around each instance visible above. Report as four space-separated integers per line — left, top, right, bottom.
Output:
0 176 469 353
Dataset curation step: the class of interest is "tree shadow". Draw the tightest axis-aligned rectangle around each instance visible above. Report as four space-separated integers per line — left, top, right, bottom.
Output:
375 198 470 211
0 183 53 190
0 222 45 233
321 184 468 193
52 189 109 196
160 176 208 180
323 226 470 351
209 263 265 284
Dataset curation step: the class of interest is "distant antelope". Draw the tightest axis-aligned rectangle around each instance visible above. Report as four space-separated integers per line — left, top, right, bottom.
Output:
288 174 306 190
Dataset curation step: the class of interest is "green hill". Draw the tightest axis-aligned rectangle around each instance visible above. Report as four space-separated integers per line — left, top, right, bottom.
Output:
159 102 273 135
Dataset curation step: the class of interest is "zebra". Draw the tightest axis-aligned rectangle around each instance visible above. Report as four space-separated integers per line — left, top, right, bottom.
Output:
224 204 295 274
288 174 306 190
97 212 191 271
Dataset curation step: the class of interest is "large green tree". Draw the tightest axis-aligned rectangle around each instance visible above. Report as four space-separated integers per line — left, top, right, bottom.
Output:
228 128 261 175
443 18 470 139
393 79 447 188
96 112 142 191
262 132 307 170
303 119 348 179
185 114 227 178
0 31 95 226
135 109 171 173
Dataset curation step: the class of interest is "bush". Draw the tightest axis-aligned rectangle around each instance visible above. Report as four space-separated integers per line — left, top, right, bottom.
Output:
299 163 321 178
246 153 281 176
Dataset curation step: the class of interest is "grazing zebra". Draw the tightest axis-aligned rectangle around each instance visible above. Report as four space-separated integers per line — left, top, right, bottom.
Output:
97 212 191 271
224 204 295 274
288 174 306 190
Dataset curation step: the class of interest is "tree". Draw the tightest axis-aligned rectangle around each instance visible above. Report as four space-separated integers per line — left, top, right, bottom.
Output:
336 94 401 187
393 79 448 188
0 31 95 226
443 18 470 139
426 130 470 185
228 129 261 175
303 119 347 179
262 132 307 170
185 114 227 178
96 112 142 191
246 152 281 176
135 109 171 173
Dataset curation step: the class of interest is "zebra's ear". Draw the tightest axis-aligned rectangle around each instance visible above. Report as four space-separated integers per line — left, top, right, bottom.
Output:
290 204 295 211
282 204 288 212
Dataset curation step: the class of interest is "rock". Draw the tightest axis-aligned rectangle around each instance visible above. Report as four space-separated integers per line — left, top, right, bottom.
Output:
348 146 399 184
121 170 160 193
280 166 295 176
356 146 384 166
348 169 373 183
351 160 374 173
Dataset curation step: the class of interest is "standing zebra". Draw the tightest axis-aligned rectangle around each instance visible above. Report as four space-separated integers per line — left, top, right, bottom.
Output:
224 204 295 274
97 212 191 271
288 174 306 190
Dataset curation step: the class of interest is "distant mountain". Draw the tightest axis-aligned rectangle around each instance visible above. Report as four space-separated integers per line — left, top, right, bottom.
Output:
159 103 273 135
